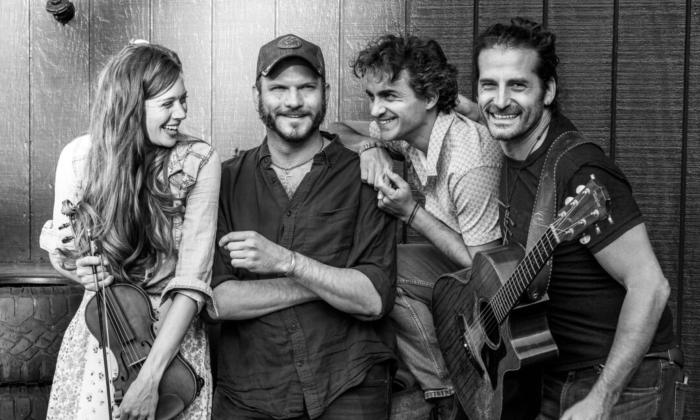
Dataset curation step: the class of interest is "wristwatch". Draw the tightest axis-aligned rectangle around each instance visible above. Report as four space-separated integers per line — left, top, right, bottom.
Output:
358 141 383 155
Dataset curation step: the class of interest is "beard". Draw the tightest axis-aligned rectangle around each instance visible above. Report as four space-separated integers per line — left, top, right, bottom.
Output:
257 93 327 143
481 102 542 142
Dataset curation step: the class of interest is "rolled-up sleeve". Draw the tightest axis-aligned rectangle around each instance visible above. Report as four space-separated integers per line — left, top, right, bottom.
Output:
161 148 221 313
347 182 397 317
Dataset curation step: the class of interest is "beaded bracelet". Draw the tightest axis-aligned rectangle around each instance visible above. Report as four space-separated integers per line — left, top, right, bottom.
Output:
406 202 420 227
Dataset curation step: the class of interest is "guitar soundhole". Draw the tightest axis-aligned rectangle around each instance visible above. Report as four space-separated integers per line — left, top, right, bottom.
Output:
479 300 500 347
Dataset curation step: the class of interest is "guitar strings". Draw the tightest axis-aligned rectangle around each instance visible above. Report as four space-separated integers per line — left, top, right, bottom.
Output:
465 194 583 346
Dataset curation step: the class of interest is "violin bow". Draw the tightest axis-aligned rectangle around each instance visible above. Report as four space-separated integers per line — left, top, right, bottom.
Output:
86 229 114 420
62 201 114 420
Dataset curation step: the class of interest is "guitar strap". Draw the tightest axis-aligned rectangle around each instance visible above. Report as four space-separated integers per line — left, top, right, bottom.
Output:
524 129 595 301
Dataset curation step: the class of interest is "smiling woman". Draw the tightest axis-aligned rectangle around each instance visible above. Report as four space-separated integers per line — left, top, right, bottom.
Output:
39 42 220 420
145 75 188 148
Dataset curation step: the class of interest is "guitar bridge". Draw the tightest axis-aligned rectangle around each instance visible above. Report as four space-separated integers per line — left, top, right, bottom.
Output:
456 313 485 377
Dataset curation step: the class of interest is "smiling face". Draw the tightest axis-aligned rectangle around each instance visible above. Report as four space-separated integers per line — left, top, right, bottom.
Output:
144 75 187 148
256 59 327 144
477 46 555 144
362 69 437 146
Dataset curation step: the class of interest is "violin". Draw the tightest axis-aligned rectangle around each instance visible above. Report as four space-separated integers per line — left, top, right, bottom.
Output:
84 282 204 419
63 200 203 419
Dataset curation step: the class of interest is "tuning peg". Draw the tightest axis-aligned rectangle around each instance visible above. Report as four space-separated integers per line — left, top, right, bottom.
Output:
579 234 591 245
564 196 574 205
595 224 602 235
576 185 586 194
607 215 614 225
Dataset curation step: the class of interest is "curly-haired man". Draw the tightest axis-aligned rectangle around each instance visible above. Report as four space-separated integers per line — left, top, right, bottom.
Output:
333 34 502 420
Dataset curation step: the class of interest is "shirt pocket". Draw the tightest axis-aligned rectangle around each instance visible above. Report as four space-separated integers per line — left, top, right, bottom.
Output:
297 206 356 260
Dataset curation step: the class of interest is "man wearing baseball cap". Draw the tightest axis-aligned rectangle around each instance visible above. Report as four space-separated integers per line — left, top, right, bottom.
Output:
209 34 397 419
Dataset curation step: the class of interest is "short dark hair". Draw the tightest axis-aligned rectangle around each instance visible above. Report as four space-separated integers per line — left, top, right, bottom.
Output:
474 17 559 110
352 35 458 113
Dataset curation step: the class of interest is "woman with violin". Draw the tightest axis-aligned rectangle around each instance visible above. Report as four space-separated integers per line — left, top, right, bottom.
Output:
40 41 219 419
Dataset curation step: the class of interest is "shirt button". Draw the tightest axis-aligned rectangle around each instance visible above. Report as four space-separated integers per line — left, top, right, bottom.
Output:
286 210 292 217
290 322 297 330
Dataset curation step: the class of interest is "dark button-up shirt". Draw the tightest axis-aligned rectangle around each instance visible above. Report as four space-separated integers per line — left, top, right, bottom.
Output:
212 132 397 419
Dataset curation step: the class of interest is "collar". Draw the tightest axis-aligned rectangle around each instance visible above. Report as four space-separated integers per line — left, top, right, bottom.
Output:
407 112 455 186
256 131 341 168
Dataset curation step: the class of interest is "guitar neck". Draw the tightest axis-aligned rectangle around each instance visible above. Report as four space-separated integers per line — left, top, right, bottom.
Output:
491 227 558 323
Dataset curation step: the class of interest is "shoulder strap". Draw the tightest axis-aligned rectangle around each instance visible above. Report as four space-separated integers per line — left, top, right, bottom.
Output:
525 130 594 300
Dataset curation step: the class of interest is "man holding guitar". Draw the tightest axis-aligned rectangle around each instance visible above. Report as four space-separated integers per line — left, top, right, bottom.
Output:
443 17 684 419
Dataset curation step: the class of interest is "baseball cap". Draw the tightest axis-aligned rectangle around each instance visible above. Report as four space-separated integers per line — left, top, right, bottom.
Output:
256 34 325 78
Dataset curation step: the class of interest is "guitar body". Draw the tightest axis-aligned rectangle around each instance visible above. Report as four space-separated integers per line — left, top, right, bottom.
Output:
432 244 558 419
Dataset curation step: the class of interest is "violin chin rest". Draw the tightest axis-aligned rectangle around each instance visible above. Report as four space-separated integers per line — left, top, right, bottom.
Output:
155 394 185 420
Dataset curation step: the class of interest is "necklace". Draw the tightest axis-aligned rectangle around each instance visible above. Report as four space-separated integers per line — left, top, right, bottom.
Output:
271 139 325 198
500 123 550 244
270 139 325 171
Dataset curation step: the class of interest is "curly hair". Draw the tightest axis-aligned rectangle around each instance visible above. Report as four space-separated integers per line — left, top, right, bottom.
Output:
72 42 185 283
352 34 458 113
474 17 559 110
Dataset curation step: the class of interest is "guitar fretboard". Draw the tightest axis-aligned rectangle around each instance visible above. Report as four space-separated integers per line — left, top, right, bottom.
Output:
490 227 558 323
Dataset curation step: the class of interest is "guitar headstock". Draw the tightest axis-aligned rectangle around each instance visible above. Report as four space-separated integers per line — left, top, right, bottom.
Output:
552 175 611 244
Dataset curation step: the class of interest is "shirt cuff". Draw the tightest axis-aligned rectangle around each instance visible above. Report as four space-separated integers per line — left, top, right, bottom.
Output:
39 220 62 254
160 275 213 314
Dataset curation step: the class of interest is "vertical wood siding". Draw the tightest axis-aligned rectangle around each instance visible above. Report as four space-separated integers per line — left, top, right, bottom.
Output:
1 0 30 261
1 0 697 414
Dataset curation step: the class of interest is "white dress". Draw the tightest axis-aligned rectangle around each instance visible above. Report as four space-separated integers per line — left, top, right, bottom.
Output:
43 135 221 419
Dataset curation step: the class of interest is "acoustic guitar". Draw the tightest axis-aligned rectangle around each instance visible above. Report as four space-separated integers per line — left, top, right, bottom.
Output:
432 176 610 419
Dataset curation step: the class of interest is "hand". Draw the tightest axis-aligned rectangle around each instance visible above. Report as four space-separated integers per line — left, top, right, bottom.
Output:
360 146 393 187
114 371 159 420
75 256 114 291
42 220 79 270
219 231 293 274
375 170 415 221
560 393 610 420
455 93 482 123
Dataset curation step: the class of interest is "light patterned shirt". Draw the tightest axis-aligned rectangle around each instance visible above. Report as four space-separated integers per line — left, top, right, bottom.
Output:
370 112 502 246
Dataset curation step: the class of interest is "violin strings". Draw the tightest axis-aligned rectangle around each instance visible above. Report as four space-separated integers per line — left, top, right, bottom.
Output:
102 288 141 366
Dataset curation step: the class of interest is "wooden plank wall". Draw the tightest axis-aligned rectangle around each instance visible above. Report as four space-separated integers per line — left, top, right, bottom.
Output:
1 0 697 415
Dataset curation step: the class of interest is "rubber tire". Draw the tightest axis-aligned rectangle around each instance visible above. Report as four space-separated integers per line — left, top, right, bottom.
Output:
0 384 51 420
0 281 83 384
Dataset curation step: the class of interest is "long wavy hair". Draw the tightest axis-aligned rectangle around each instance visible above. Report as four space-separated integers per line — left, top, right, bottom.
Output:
68 42 185 283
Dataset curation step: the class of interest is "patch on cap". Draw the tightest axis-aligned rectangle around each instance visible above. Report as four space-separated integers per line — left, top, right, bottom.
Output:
277 35 302 49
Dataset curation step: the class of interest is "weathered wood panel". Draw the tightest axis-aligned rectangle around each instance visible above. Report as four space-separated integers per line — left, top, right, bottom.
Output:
408 0 475 98
614 0 685 324
89 0 149 101
29 0 90 262
682 0 700 412
476 0 542 35
152 0 212 141
0 0 30 261
339 0 406 120
212 0 274 156
548 2 614 152
277 0 340 130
